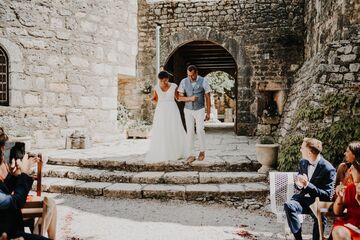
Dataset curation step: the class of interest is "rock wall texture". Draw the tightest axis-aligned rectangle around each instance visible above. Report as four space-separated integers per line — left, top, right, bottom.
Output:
137 0 305 135
0 0 137 148
277 0 360 171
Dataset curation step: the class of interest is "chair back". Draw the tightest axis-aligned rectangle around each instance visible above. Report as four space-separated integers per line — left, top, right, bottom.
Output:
269 171 299 222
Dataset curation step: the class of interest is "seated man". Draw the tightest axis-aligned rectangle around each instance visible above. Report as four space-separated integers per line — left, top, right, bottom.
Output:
284 137 336 240
0 127 49 240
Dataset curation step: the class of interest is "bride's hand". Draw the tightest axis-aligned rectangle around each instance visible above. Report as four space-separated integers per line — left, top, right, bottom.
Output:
190 96 198 102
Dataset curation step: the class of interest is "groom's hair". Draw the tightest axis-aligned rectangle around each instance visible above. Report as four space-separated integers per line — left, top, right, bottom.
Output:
158 71 170 79
187 65 198 72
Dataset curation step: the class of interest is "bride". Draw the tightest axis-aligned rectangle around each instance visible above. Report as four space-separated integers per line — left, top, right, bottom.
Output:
145 71 196 163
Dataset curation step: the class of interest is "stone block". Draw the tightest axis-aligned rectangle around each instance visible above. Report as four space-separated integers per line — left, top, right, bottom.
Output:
163 171 199 184
81 20 97 33
79 96 98 108
28 65 50 74
101 97 117 109
43 92 57 106
142 184 185 200
344 73 355 81
24 93 40 106
70 56 89 68
49 83 68 93
350 63 360 72
328 73 343 83
10 90 23 106
37 177 62 192
103 183 142 198
339 54 356 63
58 93 72 106
91 63 105 75
19 38 47 49
66 113 85 127
256 124 271 135
100 171 134 183
50 18 63 29
199 172 266 184
132 172 165 184
56 30 71 40
75 182 112 196
48 179 85 194
185 184 220 200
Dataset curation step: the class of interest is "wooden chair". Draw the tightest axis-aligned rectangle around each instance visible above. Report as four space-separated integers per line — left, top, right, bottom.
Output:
21 153 57 239
310 197 334 240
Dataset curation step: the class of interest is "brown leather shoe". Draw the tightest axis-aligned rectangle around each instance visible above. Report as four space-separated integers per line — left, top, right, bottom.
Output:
186 156 196 164
198 152 205 161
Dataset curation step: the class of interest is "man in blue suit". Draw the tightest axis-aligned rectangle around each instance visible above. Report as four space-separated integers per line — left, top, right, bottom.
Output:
284 137 336 240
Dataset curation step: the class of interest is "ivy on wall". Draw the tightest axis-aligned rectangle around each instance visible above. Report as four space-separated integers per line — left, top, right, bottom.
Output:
278 91 360 171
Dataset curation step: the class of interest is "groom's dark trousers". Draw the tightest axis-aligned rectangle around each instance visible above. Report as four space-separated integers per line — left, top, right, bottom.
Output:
284 157 335 240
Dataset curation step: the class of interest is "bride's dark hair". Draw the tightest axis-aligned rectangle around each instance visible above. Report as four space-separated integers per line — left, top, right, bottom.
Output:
158 71 170 79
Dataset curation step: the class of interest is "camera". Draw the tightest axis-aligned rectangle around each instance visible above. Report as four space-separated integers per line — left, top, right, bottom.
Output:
3 142 40 164
4 141 25 164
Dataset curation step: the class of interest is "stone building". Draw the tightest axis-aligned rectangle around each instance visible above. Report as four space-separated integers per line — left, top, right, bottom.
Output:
137 0 304 135
0 0 137 148
137 0 359 143
0 0 358 153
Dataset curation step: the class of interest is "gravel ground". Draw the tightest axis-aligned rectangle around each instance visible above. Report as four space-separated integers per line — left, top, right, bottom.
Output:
44 193 295 240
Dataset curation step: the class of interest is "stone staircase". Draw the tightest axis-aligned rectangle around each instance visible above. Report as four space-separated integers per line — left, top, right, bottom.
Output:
38 129 269 205
39 156 269 203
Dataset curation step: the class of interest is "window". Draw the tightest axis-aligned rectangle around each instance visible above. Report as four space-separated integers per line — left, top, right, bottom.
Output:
0 47 9 106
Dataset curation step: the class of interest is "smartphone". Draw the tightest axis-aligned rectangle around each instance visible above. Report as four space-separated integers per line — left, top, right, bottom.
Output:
3 141 25 164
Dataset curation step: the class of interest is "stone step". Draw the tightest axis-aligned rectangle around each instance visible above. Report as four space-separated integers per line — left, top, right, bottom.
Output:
42 165 267 184
37 177 269 202
47 155 261 172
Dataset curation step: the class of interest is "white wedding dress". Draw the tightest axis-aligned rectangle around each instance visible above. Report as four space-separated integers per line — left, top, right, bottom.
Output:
145 83 186 163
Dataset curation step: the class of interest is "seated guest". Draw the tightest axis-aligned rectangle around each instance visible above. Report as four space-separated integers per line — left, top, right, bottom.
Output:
0 127 49 240
335 141 360 187
332 159 360 240
284 137 336 240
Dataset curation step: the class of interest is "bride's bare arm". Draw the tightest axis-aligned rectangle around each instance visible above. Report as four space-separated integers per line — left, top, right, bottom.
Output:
152 91 158 104
176 90 198 102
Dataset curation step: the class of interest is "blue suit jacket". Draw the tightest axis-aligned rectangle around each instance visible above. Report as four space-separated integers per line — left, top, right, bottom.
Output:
296 156 336 202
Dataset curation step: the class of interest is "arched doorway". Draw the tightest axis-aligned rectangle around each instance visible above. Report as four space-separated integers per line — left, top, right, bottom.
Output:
164 40 238 129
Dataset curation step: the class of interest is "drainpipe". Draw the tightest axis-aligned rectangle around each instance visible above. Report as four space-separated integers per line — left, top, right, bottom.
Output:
155 23 161 85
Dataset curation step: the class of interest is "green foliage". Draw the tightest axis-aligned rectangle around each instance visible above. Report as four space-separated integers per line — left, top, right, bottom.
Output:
206 71 235 98
278 134 303 171
259 136 275 144
279 91 360 171
315 117 360 167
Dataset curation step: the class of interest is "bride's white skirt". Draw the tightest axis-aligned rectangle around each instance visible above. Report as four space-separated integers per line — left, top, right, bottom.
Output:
145 101 186 163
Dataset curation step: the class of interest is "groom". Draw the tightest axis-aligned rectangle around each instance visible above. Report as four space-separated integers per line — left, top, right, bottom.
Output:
178 65 211 163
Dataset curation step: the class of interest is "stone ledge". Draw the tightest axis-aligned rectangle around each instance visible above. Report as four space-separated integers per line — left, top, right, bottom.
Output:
43 165 265 184
40 177 269 203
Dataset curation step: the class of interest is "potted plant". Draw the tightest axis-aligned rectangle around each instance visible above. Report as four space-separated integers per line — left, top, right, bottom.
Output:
255 136 279 174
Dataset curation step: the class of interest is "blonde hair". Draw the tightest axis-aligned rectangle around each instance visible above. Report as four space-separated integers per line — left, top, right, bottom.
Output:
303 137 322 155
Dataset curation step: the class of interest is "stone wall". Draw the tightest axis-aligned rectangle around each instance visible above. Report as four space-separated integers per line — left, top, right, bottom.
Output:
277 0 360 171
0 0 137 148
304 0 360 59
137 0 305 135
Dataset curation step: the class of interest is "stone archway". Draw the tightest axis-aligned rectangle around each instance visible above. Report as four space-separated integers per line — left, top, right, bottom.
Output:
161 27 256 135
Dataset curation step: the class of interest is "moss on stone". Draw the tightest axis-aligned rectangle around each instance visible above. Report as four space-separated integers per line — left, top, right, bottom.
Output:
278 91 360 171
